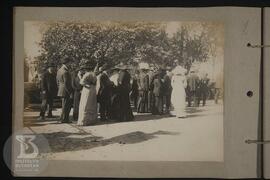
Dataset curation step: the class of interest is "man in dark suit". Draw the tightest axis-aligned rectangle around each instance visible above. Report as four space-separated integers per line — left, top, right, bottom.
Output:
147 68 155 113
137 69 149 113
71 67 84 121
130 72 139 110
186 70 200 107
162 70 172 114
198 73 210 106
152 71 164 115
38 63 57 120
97 69 113 121
57 58 73 123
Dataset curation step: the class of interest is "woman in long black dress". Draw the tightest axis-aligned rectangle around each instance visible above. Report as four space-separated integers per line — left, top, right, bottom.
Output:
117 67 134 121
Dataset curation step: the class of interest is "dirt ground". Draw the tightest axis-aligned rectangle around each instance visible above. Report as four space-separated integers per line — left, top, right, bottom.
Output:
23 100 223 161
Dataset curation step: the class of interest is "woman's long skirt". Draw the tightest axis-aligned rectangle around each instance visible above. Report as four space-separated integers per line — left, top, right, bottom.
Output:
77 86 98 126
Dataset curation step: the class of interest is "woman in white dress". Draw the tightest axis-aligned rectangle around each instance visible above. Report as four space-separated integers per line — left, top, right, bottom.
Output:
171 66 187 118
77 68 98 126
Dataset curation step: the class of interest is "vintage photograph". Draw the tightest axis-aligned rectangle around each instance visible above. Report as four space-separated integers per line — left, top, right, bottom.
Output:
23 21 224 161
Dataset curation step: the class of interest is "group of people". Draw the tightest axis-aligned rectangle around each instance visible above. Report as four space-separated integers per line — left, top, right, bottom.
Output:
38 57 216 126
38 57 134 125
129 64 211 118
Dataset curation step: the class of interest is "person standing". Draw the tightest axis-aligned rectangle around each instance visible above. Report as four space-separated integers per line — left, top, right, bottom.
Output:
77 62 98 126
71 67 84 121
109 67 121 120
215 72 223 104
117 65 134 121
186 70 200 107
97 69 113 121
171 66 187 118
147 68 155 113
137 66 149 113
163 69 173 114
198 73 210 106
38 63 57 120
57 58 73 123
130 73 139 110
109 67 120 86
152 71 164 115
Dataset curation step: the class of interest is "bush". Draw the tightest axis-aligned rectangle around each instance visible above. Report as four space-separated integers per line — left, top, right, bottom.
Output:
24 82 41 106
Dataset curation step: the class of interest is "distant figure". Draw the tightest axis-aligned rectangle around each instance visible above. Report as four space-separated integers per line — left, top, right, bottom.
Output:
162 70 173 114
215 72 223 104
97 69 113 121
38 63 57 120
130 73 139 109
71 68 84 121
77 63 98 126
152 71 164 115
147 68 155 113
109 67 121 120
137 68 149 113
186 70 200 107
57 58 73 123
171 66 187 118
198 73 210 106
117 66 134 121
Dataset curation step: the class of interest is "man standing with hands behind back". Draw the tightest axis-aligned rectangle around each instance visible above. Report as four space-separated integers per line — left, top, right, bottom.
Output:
57 57 73 123
38 62 57 121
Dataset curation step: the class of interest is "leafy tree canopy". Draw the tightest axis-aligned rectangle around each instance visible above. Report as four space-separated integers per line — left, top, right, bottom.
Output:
36 21 219 73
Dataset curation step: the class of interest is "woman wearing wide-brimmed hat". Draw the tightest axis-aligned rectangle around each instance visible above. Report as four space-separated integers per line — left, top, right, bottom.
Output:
171 65 188 118
77 60 98 126
117 64 134 121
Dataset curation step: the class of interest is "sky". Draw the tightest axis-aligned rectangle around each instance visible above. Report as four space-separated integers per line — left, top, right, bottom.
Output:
24 21 43 60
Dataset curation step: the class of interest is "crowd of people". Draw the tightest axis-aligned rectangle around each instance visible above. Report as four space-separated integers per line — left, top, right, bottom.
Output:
38 57 221 126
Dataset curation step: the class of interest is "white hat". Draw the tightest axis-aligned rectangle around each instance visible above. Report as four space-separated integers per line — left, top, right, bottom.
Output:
172 65 187 75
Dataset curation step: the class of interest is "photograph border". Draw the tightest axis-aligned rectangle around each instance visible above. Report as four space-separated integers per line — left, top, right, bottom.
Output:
13 6 260 178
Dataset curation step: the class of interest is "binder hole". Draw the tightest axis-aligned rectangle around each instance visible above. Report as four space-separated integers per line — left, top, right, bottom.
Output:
247 43 251 47
247 91 253 97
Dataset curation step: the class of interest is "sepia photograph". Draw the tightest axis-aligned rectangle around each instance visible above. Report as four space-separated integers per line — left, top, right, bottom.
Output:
22 20 224 162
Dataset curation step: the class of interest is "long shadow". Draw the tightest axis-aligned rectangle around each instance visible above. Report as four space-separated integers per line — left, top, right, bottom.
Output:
93 113 175 126
24 113 176 127
32 130 180 154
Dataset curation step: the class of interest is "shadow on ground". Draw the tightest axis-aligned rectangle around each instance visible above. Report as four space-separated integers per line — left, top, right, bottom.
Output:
24 113 176 127
32 130 180 154
24 106 206 127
